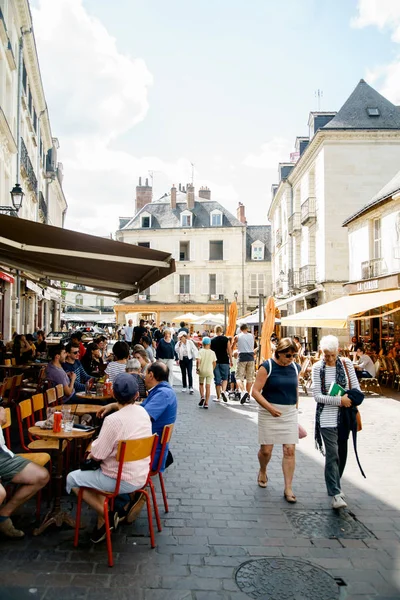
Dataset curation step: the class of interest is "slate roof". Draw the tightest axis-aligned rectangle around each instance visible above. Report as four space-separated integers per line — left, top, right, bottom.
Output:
343 168 400 225
323 79 400 130
246 226 271 262
120 193 244 230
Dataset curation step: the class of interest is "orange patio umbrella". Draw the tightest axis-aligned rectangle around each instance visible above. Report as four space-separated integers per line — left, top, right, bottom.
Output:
226 301 238 338
260 296 276 362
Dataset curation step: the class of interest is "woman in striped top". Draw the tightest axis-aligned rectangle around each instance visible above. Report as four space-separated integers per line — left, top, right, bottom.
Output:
105 341 129 383
312 335 360 511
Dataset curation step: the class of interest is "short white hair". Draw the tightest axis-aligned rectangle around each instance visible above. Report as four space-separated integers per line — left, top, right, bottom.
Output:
319 335 339 353
126 358 141 372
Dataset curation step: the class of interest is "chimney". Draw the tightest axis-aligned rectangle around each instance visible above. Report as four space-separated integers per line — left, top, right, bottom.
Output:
237 202 246 224
171 184 177 209
178 183 181 192
187 183 195 209
135 176 152 215
198 186 211 200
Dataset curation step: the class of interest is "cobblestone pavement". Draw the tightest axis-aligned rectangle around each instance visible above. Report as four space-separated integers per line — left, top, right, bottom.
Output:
2 366 400 600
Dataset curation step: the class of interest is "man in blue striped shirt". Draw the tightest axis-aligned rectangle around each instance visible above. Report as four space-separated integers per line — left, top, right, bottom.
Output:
62 341 91 392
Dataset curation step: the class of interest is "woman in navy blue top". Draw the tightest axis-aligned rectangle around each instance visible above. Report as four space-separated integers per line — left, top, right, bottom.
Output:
155 329 176 386
252 338 300 503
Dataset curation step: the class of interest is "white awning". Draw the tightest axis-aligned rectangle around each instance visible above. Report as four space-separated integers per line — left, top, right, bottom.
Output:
281 288 400 329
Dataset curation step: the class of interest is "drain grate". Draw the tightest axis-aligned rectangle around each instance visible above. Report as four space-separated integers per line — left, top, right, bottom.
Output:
284 509 374 539
235 557 339 599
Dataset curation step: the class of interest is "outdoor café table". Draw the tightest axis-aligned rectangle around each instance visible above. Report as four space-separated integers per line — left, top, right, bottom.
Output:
52 403 103 418
76 390 113 405
28 425 96 535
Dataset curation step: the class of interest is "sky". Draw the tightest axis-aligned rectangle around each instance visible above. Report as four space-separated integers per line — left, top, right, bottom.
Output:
30 0 400 236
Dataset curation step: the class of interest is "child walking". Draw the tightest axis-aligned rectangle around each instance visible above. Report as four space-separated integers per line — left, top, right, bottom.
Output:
196 337 216 409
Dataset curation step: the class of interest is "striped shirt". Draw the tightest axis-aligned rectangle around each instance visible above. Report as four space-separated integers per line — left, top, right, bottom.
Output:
312 358 360 428
105 361 127 383
91 404 152 485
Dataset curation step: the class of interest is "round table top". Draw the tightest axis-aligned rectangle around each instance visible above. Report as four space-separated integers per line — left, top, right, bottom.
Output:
28 426 95 440
76 391 113 401
52 404 102 415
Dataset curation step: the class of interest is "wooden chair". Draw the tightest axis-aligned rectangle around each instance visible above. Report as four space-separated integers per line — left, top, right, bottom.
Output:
360 359 382 395
22 366 47 395
55 384 64 403
2 407 51 520
45 387 57 408
8 374 24 404
11 358 16 366
16 398 67 453
32 393 46 421
74 434 159 567
380 357 393 387
298 358 311 395
150 424 174 513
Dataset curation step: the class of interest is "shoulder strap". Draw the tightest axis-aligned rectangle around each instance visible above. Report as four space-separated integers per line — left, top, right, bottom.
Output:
341 358 352 389
265 358 272 378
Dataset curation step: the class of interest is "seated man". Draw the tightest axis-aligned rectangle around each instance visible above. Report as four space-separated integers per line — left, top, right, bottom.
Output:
62 342 91 393
354 347 376 380
0 406 50 538
70 330 86 358
66 374 152 543
98 361 177 522
46 343 76 403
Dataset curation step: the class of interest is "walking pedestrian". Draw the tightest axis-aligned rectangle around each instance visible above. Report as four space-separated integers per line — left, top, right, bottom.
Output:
175 331 198 393
211 325 232 403
312 335 361 510
156 329 175 386
252 338 300 502
235 324 256 404
196 337 216 409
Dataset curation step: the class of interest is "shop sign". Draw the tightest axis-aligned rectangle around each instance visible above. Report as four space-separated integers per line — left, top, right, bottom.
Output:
0 271 15 284
344 273 400 295
356 279 379 292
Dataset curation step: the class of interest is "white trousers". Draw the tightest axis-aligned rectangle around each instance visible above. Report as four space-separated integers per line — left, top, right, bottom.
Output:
160 358 175 386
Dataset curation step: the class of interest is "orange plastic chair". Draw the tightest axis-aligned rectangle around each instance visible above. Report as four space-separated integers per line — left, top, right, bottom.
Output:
16 398 67 453
2 407 51 520
74 434 159 567
150 424 174 513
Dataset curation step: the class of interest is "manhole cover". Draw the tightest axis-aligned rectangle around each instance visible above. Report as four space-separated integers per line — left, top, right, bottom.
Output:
284 509 373 539
235 557 339 599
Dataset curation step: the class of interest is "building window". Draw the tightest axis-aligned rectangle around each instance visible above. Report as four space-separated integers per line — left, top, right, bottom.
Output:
210 211 222 226
181 212 192 227
250 274 264 297
252 243 264 261
179 241 190 261
209 240 223 260
179 274 190 294
76 294 83 306
141 215 150 228
96 296 104 308
209 274 216 296
138 242 150 248
373 219 381 259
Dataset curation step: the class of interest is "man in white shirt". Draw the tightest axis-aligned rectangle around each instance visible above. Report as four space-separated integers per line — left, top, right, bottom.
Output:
121 319 134 345
0 407 50 538
354 347 376 379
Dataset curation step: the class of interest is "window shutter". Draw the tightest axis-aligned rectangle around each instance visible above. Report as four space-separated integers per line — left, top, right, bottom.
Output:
258 273 264 295
190 274 195 296
216 272 224 296
174 274 180 295
201 271 209 295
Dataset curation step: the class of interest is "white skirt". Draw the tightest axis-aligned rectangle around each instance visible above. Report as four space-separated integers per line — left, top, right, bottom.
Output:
258 403 298 445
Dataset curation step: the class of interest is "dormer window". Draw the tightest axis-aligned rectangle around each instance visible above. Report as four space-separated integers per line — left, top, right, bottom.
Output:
367 107 380 117
141 212 151 228
210 209 222 226
251 240 264 261
180 210 192 227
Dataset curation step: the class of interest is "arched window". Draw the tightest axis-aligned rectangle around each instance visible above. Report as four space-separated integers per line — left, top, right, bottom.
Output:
76 294 83 306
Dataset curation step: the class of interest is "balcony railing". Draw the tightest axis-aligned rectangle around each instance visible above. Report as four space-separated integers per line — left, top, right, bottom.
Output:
288 269 300 290
21 137 37 193
275 229 282 247
38 191 47 223
300 197 316 225
209 294 224 301
361 258 388 280
299 264 316 288
179 294 191 303
288 212 301 236
275 279 284 295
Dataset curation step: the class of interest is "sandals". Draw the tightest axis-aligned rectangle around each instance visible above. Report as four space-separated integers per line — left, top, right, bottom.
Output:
284 492 297 504
257 471 268 488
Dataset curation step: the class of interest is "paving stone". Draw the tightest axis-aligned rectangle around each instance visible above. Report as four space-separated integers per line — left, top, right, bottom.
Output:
43 588 88 600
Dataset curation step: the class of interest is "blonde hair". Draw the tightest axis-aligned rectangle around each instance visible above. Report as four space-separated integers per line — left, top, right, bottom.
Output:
214 325 223 334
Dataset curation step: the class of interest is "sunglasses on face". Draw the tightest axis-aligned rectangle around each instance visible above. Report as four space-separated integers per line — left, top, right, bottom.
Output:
71 351 80 355
284 353 298 359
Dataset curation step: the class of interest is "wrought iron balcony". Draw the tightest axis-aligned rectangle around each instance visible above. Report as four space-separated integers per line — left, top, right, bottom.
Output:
38 191 47 223
21 137 37 193
361 258 388 280
300 197 316 225
288 269 300 290
288 212 301 236
299 264 316 288
209 294 224 301
179 294 191 303
275 229 282 247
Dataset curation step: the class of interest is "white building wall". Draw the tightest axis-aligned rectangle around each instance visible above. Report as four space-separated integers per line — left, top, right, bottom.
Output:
348 223 369 281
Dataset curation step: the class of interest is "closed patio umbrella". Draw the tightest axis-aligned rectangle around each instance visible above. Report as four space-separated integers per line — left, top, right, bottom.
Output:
226 301 238 338
260 296 276 362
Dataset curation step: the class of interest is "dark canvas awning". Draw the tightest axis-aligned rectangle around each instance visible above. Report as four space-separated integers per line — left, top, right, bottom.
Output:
0 214 175 299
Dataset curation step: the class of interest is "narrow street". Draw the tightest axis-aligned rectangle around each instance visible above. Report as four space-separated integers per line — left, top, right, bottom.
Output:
2 365 400 599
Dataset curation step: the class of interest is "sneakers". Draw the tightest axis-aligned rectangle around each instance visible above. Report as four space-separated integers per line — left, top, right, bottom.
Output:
0 517 24 538
212 396 220 402
240 392 250 405
332 494 347 510
90 511 116 543
198 398 205 407
126 492 146 524
189 387 194 395
221 391 228 403
182 387 188 393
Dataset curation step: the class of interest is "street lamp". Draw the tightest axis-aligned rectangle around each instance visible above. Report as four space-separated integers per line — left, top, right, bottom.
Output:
10 183 24 212
234 290 238 303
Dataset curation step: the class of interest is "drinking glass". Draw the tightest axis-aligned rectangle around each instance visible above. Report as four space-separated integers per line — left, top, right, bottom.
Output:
63 418 74 432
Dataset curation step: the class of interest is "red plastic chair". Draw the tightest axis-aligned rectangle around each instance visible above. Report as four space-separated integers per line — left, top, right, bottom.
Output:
150 424 174 513
74 434 159 567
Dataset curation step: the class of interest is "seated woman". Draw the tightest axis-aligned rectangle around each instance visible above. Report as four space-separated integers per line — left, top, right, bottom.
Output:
126 358 147 400
81 342 104 377
105 341 129 383
13 334 34 364
66 374 152 543
134 348 151 375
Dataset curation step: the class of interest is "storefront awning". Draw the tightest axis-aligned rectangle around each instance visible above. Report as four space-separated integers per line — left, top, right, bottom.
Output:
0 215 175 300
281 289 400 329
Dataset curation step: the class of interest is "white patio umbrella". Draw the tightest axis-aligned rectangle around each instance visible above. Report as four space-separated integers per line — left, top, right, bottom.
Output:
172 312 199 323
193 313 225 326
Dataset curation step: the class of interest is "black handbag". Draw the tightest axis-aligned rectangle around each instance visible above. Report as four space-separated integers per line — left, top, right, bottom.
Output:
80 458 101 471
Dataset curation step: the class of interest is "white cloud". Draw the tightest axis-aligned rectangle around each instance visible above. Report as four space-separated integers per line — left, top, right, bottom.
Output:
351 1 400 104
243 137 293 170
